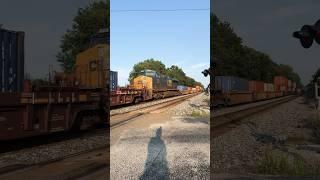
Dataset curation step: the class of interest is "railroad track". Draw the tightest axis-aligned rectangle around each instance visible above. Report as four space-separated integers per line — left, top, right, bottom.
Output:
0 126 108 154
0 146 108 180
211 95 297 138
110 93 199 129
0 93 199 178
110 93 199 116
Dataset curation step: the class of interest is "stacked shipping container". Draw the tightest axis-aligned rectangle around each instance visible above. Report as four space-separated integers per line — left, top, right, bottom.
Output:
249 80 264 92
177 85 188 91
264 83 274 92
0 29 24 92
215 76 249 93
214 76 295 94
288 80 292 92
274 76 288 92
110 71 118 91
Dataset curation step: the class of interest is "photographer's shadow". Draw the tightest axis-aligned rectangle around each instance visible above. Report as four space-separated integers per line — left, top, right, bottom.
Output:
139 127 170 180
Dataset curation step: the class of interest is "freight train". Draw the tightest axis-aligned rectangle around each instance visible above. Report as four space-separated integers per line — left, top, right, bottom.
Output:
213 75 300 107
0 28 109 141
110 69 203 107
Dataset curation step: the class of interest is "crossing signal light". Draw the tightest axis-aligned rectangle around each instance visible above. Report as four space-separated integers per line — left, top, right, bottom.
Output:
293 19 320 48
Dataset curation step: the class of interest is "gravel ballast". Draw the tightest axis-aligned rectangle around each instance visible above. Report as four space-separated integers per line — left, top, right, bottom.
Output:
0 132 108 167
212 97 319 175
111 93 210 179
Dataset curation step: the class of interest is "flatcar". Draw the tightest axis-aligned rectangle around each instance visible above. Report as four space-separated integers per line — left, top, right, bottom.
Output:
0 88 107 141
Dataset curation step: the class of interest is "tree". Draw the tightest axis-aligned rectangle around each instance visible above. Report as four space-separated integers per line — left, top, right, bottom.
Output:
57 1 109 73
166 65 186 84
211 14 302 87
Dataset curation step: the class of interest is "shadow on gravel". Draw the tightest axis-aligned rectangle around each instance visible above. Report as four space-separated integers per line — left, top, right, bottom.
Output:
140 127 170 180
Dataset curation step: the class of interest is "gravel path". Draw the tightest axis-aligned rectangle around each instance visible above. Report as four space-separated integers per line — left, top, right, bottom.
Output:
0 132 108 167
110 93 210 179
168 93 210 116
212 97 317 175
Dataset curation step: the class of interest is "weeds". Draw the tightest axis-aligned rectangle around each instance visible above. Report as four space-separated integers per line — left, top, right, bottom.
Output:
257 150 289 175
312 113 320 141
190 110 209 117
257 150 308 176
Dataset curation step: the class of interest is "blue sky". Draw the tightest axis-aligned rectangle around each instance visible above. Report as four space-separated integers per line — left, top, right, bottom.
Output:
111 0 210 86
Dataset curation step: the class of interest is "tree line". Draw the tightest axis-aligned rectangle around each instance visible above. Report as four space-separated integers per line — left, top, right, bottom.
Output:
211 14 302 87
129 59 203 88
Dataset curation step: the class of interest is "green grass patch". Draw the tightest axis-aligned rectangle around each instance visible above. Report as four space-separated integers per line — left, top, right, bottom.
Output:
257 150 307 176
190 110 209 118
312 113 320 141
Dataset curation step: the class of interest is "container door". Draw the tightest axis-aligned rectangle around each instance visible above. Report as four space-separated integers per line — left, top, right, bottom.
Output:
9 33 18 92
16 32 25 92
3 31 9 92
0 31 3 92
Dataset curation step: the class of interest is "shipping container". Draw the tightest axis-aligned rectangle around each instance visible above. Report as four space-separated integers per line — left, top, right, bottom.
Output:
288 80 292 92
292 82 297 92
274 76 288 91
0 29 24 92
23 80 31 92
16 32 25 92
215 76 249 93
177 85 188 91
110 71 118 91
288 80 292 88
264 83 274 92
195 85 202 92
280 86 286 91
249 80 264 92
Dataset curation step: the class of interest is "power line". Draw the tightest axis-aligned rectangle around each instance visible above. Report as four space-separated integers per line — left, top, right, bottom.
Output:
111 8 209 12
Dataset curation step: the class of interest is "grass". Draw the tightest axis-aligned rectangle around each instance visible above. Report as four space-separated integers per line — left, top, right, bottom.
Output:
190 110 209 118
257 150 307 176
312 112 320 141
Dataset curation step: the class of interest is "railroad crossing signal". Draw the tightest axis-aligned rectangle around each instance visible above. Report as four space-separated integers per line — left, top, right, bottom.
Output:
293 19 320 48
